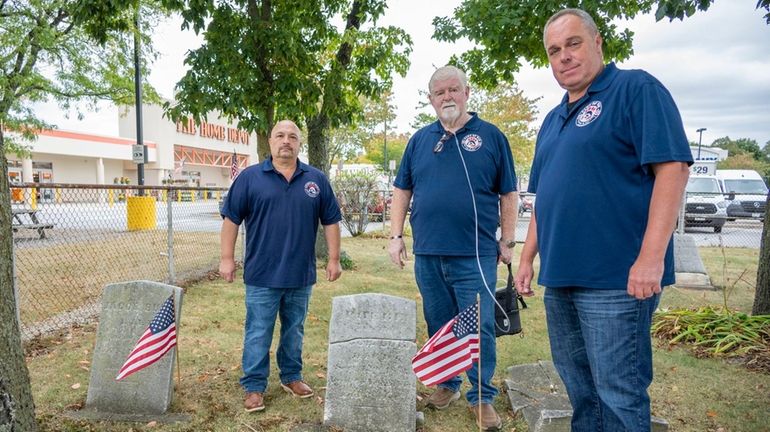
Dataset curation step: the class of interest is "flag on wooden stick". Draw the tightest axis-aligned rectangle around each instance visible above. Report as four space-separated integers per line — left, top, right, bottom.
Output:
412 302 479 386
116 295 177 381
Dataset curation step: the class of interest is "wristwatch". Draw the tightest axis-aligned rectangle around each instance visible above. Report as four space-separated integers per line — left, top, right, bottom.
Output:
501 239 516 248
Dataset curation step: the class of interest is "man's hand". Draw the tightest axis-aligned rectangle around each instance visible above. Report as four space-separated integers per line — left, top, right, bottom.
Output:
627 256 663 300
498 240 513 265
327 259 342 282
514 261 536 297
388 237 408 269
219 258 236 283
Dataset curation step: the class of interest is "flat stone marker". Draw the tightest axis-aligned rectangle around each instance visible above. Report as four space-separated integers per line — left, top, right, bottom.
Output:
674 234 714 289
505 361 669 432
76 280 184 421
323 294 417 432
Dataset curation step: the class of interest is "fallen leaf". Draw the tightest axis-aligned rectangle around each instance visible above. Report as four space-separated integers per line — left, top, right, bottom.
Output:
71 383 81 390
145 421 158 428
316 372 326 379
706 409 717 418
78 360 90 365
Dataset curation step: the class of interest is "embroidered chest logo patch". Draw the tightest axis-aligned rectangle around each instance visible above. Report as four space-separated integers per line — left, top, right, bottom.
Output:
304 181 320 198
576 101 603 127
461 134 483 152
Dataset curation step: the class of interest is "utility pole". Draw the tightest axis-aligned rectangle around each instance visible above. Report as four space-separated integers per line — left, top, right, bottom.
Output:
696 127 707 160
134 3 146 195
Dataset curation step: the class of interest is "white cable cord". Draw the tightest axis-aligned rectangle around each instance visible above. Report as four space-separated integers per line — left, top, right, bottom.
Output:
451 134 511 333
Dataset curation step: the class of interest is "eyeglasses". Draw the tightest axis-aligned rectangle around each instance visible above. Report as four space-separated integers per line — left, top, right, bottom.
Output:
434 132 454 153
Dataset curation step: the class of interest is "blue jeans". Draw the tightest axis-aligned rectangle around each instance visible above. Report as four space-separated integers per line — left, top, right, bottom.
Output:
544 287 660 432
240 285 312 393
414 255 498 406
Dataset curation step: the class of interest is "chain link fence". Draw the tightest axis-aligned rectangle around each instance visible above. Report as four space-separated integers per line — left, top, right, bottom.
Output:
678 191 766 248
10 183 241 340
9 183 765 340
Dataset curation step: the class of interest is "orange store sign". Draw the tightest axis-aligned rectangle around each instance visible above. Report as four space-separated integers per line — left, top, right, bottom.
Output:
176 117 250 145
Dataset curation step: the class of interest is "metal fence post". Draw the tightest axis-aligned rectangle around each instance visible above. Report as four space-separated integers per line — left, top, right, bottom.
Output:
678 192 686 234
12 245 21 329
167 193 176 284
241 224 246 263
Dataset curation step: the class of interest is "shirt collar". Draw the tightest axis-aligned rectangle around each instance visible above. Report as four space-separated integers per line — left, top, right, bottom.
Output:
262 157 309 173
559 62 618 106
427 112 481 135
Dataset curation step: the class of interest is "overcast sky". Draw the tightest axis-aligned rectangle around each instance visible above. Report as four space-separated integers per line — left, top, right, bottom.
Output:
37 0 770 148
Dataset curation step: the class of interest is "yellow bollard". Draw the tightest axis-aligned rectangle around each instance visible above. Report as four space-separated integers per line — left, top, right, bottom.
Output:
162 190 167 202
177 190 181 202
127 196 157 231
30 188 37 210
108 189 114 207
55 188 62 203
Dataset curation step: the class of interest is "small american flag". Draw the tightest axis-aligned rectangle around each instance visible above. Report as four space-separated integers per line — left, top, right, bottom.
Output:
116 295 177 381
230 150 240 180
412 302 479 386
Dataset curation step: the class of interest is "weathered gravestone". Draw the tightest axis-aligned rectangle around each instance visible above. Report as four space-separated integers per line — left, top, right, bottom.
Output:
505 361 669 432
324 294 417 432
674 234 714 289
73 281 185 422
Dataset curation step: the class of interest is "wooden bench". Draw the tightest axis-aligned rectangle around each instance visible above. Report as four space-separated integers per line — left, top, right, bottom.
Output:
12 209 54 239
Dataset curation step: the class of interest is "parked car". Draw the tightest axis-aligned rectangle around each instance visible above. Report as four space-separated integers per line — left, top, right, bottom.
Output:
684 175 728 233
715 170 768 221
518 193 534 216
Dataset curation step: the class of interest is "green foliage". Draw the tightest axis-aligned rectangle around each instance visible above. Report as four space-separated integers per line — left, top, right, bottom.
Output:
0 0 164 153
713 136 770 179
339 250 355 270
432 0 769 89
652 306 770 365
469 82 540 176
164 0 412 162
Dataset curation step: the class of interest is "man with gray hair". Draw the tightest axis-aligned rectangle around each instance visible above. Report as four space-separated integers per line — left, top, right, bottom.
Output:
515 8 692 431
389 65 518 430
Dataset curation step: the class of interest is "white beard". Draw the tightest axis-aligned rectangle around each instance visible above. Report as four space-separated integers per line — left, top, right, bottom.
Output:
439 105 460 123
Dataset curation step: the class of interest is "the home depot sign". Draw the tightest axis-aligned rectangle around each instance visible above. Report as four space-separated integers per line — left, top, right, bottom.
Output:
176 117 250 145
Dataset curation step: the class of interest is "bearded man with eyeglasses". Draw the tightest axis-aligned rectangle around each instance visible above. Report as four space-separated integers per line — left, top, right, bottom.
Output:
388 65 518 431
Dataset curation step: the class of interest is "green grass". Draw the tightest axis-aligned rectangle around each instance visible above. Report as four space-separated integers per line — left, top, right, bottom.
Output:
26 238 770 431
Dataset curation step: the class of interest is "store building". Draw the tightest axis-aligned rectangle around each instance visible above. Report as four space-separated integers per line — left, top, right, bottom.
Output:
6 103 258 189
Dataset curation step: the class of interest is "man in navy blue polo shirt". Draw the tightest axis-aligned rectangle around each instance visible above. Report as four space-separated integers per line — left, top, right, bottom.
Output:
220 120 342 413
389 65 518 430
515 9 692 431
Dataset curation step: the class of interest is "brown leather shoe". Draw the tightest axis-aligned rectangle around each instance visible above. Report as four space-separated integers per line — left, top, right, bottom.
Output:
424 387 461 410
280 380 314 398
244 392 265 412
470 403 502 431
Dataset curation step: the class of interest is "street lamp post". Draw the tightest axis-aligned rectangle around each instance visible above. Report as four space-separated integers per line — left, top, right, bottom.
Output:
696 127 707 160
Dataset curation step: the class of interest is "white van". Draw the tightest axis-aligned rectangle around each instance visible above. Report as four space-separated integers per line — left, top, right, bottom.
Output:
715 170 768 221
684 175 729 233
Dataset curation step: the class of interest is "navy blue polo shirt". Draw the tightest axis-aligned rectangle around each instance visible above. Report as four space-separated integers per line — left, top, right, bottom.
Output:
529 63 693 289
221 158 341 288
394 113 517 256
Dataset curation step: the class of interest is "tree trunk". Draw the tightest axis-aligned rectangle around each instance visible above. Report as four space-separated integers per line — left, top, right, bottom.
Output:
256 132 270 164
307 114 331 261
752 192 770 315
0 129 38 431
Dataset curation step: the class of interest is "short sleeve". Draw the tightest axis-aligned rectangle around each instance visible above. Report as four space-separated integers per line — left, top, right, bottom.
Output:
320 176 342 225
629 81 693 169
220 173 249 225
393 135 416 190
